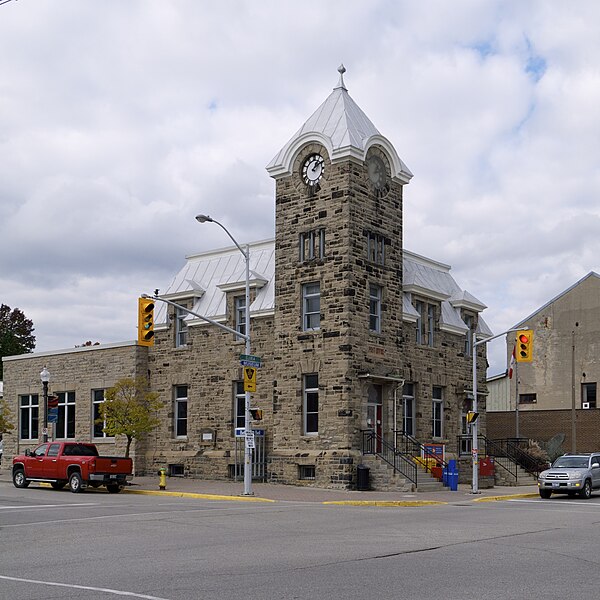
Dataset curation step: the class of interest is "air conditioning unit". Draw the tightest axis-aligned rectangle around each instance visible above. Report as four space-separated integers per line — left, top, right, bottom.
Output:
583 402 590 410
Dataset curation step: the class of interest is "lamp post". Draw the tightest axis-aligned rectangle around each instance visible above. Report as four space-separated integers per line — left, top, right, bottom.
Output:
195 214 253 496
40 366 50 443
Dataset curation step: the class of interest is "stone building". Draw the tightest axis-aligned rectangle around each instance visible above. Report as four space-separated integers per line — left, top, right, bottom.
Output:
2 68 492 490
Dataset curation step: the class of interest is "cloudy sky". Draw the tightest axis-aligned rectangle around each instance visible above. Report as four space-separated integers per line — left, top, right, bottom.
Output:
1 0 599 376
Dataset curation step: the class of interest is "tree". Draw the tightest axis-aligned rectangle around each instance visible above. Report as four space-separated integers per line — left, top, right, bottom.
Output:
0 304 36 379
0 397 15 434
98 377 162 458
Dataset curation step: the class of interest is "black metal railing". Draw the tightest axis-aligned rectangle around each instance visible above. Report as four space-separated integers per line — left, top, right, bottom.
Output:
362 430 417 485
395 431 448 476
457 435 546 483
488 437 548 477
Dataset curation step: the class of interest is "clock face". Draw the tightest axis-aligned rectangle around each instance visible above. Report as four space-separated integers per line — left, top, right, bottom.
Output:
302 154 324 186
367 155 386 189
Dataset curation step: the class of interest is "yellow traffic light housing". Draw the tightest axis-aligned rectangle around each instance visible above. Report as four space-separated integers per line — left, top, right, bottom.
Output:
250 408 263 421
466 411 479 424
138 297 155 346
516 329 533 362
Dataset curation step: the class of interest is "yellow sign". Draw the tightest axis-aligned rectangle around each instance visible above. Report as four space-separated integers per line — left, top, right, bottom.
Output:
244 367 256 392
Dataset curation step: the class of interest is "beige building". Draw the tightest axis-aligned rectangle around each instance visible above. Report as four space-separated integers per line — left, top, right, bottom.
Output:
3 68 492 490
487 272 600 451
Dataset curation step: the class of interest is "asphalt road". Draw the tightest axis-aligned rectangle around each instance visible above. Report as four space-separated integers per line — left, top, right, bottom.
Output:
1 481 599 600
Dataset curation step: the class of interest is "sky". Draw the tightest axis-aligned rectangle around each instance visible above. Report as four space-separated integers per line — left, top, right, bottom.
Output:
1 0 599 377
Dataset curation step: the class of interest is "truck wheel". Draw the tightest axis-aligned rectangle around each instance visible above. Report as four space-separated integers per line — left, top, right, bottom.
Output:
13 469 30 488
51 482 67 490
69 472 84 493
579 480 592 499
539 489 552 499
106 484 122 494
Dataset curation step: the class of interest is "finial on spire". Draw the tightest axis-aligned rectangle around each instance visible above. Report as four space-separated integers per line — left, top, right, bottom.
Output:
335 64 347 91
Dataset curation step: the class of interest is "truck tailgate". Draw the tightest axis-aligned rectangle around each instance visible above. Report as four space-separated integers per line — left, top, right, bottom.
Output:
94 457 133 474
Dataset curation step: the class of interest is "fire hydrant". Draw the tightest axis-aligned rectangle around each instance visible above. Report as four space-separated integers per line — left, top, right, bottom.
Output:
158 467 167 490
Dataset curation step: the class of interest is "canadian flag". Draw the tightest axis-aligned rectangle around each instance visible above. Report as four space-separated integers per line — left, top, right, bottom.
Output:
508 346 516 379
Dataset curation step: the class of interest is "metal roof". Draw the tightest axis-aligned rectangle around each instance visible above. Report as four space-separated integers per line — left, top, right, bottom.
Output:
157 240 490 339
266 65 412 184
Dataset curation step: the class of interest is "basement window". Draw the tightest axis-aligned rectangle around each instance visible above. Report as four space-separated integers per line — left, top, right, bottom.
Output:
298 465 316 480
519 394 537 404
168 464 185 477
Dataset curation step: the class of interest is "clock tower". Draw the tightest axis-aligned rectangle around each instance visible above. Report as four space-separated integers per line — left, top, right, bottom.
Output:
266 66 413 487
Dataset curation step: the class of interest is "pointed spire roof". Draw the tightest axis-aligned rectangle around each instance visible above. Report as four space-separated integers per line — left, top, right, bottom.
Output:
266 65 412 184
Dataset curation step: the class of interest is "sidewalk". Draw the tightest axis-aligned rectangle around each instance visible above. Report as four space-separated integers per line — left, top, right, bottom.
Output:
125 475 540 505
0 468 539 505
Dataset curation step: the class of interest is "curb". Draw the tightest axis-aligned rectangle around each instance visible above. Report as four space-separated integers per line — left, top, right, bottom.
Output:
123 488 276 502
323 500 447 507
473 492 539 502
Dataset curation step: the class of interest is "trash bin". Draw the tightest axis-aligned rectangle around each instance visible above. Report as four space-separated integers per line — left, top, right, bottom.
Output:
356 464 370 491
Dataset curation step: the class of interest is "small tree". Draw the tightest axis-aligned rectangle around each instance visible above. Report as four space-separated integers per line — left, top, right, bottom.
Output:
0 397 15 434
0 304 36 379
98 377 162 458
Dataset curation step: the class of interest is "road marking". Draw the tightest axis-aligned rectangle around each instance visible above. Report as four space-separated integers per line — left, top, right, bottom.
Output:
508 499 600 507
0 503 94 510
0 574 171 599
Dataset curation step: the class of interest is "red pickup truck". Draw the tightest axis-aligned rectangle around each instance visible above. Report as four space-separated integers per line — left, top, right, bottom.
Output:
12 441 133 494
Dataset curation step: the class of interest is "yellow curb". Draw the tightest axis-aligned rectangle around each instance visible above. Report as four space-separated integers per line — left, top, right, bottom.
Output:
473 493 539 502
39 482 52 488
124 488 275 502
323 500 447 507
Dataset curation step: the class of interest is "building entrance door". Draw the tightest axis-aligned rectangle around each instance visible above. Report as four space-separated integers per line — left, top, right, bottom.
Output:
367 384 383 452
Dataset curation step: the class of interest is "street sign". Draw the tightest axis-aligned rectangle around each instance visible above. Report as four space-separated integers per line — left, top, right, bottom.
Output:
245 430 255 449
47 408 58 423
243 367 257 392
240 354 262 368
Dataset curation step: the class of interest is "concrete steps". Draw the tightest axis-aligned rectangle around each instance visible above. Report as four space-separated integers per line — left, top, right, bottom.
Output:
493 457 538 486
359 455 446 492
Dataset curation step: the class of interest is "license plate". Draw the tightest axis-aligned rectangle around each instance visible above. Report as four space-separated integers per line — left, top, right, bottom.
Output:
110 474 117 479
552 482 559 488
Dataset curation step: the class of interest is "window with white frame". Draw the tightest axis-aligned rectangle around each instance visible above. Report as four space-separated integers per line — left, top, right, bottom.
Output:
402 383 415 436
234 296 246 339
19 394 39 440
432 386 443 438
303 374 319 435
582 383 597 409
174 385 188 438
55 392 76 439
415 300 435 347
369 284 382 333
302 282 321 331
234 381 245 429
92 389 107 438
175 306 188 347
299 229 325 262
464 313 475 356
366 232 385 265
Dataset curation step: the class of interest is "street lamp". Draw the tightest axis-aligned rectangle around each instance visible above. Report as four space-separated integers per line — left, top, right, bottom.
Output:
195 214 253 496
40 366 50 443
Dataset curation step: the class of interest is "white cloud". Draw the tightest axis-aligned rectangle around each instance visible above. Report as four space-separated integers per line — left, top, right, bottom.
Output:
1 0 599 375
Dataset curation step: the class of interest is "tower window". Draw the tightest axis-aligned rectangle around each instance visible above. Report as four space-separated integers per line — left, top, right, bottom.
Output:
302 282 321 331
369 284 382 333
366 232 385 265
299 229 325 262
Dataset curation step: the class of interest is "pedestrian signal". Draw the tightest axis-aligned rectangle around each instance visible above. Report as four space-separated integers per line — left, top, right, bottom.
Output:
516 329 533 362
138 297 155 346
250 408 263 421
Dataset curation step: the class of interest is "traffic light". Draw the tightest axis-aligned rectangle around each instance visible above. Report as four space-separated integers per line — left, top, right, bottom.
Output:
138 297 155 346
466 411 479 424
516 329 533 362
250 408 263 421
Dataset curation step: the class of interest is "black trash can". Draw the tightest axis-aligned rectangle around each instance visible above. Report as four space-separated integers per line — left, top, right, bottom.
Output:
356 464 370 491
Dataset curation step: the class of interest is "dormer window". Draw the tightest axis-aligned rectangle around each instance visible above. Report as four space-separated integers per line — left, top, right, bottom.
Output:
175 305 188 347
234 295 246 338
415 300 436 347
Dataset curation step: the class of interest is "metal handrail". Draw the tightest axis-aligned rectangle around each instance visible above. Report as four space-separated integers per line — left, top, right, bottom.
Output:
362 430 417 485
456 434 517 480
395 431 448 474
488 438 548 477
